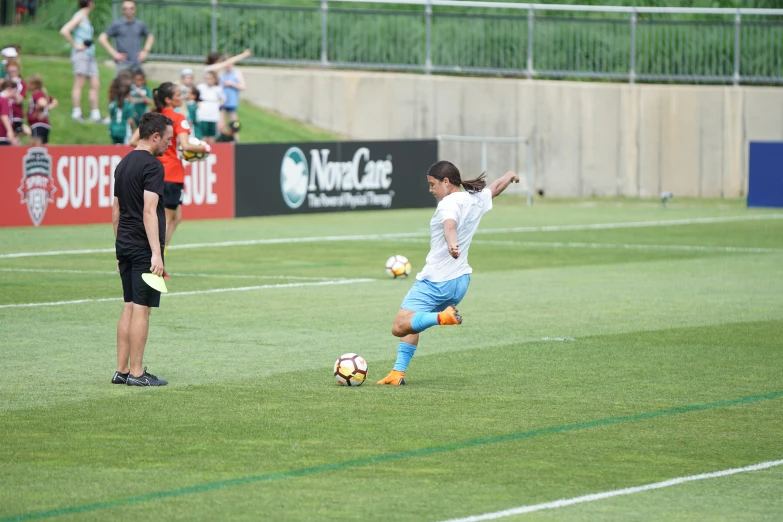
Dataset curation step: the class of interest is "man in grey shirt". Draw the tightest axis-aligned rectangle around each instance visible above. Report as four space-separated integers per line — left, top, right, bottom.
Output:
98 0 155 73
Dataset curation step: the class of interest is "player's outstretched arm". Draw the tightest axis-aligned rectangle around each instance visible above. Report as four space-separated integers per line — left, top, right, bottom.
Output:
205 49 252 72
488 171 520 198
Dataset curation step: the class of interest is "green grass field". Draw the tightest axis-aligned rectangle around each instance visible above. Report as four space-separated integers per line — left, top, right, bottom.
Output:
1 198 782 521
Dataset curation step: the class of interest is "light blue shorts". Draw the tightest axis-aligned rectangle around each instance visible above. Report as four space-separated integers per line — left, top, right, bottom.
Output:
400 274 471 313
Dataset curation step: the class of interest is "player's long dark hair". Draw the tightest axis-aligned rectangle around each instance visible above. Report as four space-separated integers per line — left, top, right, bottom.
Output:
152 81 177 112
427 161 487 193
108 78 130 109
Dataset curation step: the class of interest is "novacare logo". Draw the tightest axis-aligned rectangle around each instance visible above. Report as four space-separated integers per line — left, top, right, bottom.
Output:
280 146 394 210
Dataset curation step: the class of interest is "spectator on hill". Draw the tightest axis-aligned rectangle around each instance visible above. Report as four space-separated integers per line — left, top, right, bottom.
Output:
15 0 37 23
108 78 134 144
4 60 29 139
195 71 224 144
129 69 152 129
60 0 103 123
186 85 200 139
14 0 27 25
99 0 154 75
219 59 244 141
1 46 21 79
0 80 19 145
201 49 250 137
26 74 57 145
27 0 38 23
178 68 194 107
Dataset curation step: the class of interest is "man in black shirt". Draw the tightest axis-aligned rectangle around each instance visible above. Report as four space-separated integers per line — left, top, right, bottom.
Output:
112 111 173 387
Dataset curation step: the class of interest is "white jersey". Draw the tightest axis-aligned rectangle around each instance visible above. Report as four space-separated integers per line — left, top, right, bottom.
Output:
416 189 493 283
195 83 225 123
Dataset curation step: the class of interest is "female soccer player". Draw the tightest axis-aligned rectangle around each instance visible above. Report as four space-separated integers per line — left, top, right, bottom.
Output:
130 82 210 278
377 161 519 386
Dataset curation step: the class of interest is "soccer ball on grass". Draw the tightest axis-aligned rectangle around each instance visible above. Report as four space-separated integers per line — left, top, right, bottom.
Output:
180 137 208 162
385 255 412 278
334 353 368 386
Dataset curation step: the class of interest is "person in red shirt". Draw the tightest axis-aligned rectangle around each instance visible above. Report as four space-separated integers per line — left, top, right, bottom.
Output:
0 80 19 146
26 74 58 145
4 60 29 139
131 81 210 278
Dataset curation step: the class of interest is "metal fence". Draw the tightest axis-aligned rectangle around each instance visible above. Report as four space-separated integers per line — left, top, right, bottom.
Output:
122 0 783 85
437 135 533 206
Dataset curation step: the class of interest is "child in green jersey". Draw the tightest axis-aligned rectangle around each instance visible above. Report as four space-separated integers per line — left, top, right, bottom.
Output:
108 78 134 144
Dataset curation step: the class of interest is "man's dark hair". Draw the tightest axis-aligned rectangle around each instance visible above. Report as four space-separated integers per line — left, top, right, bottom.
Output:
138 112 173 140
78 0 92 8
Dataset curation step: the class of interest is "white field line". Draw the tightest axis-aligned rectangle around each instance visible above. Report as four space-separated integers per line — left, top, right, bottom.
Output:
1 214 781 259
0 278 375 309
0 268 340 280
390 237 782 253
470 240 783 254
439 459 783 522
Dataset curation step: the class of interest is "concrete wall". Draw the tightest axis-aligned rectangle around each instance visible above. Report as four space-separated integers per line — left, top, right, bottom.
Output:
144 63 783 197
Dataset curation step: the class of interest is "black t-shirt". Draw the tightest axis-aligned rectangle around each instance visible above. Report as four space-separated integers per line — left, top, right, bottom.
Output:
114 150 165 248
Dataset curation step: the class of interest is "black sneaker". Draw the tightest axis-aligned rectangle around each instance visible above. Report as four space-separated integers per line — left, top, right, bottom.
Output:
127 367 168 386
111 371 129 384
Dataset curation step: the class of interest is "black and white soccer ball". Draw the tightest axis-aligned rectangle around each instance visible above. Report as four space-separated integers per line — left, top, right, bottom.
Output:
334 353 368 386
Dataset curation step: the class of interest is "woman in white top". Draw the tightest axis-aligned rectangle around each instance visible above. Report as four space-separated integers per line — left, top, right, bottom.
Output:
377 161 519 386
195 71 225 143
59 0 102 122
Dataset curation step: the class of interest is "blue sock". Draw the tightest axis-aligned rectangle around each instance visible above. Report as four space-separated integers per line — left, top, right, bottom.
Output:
393 342 417 372
411 312 439 333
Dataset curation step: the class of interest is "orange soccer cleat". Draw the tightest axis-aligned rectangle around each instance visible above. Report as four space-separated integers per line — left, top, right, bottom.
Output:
437 305 463 326
377 370 406 386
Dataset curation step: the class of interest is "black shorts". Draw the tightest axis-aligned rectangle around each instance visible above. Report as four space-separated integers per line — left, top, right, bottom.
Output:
116 241 165 307
31 126 49 144
164 182 184 210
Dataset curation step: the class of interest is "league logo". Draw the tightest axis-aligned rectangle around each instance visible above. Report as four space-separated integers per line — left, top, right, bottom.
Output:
17 147 56 227
280 146 308 209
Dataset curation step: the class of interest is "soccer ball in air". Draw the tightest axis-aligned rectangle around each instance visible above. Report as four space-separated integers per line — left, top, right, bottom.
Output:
385 255 412 278
334 353 368 386
180 137 208 162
